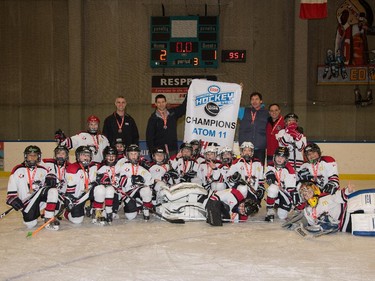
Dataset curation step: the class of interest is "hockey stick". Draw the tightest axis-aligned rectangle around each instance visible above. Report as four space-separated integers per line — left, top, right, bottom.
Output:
1 190 40 220
26 204 66 238
119 188 185 224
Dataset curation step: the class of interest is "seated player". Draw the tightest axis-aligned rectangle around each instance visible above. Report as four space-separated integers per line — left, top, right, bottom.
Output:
196 145 221 190
170 142 199 184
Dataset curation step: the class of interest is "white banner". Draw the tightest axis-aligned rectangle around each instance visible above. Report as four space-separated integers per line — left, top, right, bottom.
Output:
184 79 242 149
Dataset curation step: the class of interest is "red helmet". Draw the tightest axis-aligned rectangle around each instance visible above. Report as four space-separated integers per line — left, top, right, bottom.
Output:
87 115 100 123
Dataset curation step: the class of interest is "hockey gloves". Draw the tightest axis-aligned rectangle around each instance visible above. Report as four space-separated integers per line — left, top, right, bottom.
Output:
7 197 24 211
54 129 66 143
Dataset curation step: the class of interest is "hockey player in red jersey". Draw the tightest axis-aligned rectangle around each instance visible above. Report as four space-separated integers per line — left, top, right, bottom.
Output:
6 146 61 230
264 147 297 222
298 143 340 195
56 115 110 163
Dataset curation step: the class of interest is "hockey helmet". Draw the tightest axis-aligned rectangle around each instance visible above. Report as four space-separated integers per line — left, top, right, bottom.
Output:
152 147 167 164
126 144 140 164
304 143 321 163
54 145 69 166
284 113 299 123
87 115 100 134
243 198 259 216
240 142 254 160
75 145 92 167
273 147 289 168
24 145 42 167
189 139 201 156
87 115 100 124
103 145 118 166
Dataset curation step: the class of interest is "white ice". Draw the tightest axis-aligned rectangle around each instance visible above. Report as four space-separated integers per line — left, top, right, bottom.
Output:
0 179 374 281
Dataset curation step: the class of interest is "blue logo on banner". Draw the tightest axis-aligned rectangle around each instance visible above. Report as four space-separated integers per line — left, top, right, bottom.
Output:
195 85 234 107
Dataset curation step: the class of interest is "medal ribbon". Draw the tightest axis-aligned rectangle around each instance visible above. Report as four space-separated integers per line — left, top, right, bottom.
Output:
243 160 253 183
79 163 89 191
158 110 168 128
271 116 283 135
275 168 282 187
26 167 38 192
91 134 99 152
251 111 257 124
114 112 124 132
312 163 319 181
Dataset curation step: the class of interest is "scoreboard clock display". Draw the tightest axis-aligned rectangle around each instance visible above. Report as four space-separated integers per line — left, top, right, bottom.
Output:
150 16 218 68
221 50 246 62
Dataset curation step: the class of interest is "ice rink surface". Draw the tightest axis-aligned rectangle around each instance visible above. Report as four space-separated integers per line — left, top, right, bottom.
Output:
0 178 374 281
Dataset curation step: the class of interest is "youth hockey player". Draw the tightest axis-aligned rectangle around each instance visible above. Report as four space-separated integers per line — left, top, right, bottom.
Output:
56 115 110 163
6 146 61 230
298 143 340 195
196 145 221 190
64 146 98 224
95 146 119 224
149 147 171 194
41 145 70 194
205 177 260 226
116 144 154 220
170 142 199 184
216 146 235 189
228 142 265 197
276 113 307 171
298 181 355 234
264 147 297 222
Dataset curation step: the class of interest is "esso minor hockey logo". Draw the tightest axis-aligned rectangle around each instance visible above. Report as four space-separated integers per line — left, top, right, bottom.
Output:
207 85 220 94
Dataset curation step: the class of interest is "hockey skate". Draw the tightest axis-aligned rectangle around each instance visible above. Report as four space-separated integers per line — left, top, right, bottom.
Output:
143 208 150 221
92 209 106 226
265 208 275 222
44 218 60 231
106 213 113 225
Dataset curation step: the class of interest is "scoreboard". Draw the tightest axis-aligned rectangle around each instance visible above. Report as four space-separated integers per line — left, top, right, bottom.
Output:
150 16 219 68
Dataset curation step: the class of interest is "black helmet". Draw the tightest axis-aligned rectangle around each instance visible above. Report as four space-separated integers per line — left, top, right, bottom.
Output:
243 198 259 216
75 146 92 167
54 145 69 166
152 147 167 164
304 143 321 163
126 144 140 164
273 147 289 168
180 142 193 151
24 145 42 167
284 113 299 122
189 139 201 156
103 146 118 166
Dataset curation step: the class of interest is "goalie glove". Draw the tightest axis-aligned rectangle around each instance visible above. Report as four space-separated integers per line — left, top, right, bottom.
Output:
6 196 24 211
54 129 66 143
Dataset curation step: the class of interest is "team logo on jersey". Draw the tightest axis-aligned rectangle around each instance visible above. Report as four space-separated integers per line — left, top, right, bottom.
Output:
18 174 25 178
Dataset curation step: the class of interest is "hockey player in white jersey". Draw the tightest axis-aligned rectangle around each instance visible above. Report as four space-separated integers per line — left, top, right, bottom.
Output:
298 143 340 195
205 179 260 226
169 142 199 184
116 144 154 220
216 146 235 189
196 145 222 190
6 146 61 230
64 146 98 224
56 115 110 163
228 142 265 196
95 146 119 224
149 147 171 197
276 113 307 171
264 147 297 222
41 145 70 194
299 181 355 234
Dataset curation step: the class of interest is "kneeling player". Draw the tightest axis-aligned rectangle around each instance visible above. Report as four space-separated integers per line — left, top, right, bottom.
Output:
6 146 61 230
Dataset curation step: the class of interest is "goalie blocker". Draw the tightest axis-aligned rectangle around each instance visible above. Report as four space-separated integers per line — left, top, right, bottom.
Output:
347 189 375 237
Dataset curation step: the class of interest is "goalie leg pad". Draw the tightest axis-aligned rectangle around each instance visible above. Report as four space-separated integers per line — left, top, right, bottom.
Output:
206 200 223 226
351 213 375 236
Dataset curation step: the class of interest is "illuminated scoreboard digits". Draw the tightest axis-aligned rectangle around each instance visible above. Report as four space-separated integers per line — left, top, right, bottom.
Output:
150 16 218 68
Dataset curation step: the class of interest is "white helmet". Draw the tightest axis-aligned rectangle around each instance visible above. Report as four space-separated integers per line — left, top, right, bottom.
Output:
204 145 218 161
240 141 254 159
